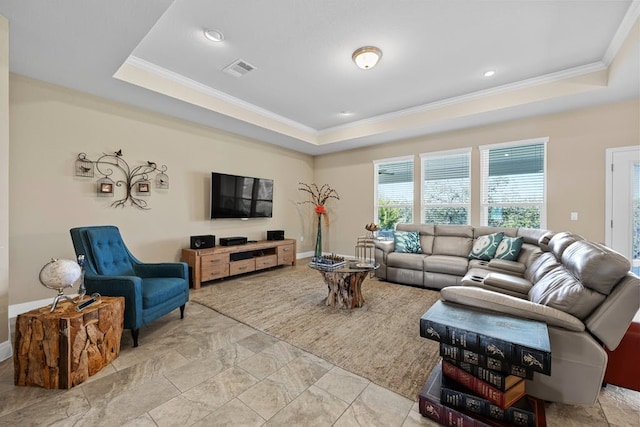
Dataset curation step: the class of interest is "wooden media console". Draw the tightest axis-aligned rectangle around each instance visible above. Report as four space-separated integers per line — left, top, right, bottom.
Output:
181 238 296 289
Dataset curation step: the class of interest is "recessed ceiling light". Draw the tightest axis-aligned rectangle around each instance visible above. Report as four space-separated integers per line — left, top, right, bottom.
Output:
483 70 496 77
203 29 224 42
338 111 354 117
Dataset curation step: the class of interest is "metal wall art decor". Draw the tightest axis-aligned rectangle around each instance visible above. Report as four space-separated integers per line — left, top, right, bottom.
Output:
75 150 169 209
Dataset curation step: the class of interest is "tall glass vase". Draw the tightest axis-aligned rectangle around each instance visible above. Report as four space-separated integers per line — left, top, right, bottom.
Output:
314 213 323 261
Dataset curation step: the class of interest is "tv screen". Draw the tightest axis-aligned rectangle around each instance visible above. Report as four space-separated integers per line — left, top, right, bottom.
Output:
210 172 273 219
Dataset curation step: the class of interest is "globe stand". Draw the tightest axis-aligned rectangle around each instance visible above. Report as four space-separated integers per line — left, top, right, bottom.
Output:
50 289 74 312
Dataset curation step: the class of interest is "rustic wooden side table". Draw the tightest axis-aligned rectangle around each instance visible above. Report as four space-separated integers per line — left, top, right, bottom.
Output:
14 296 124 389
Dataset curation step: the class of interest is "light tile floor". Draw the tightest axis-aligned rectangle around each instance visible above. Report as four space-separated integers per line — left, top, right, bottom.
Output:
1 301 638 426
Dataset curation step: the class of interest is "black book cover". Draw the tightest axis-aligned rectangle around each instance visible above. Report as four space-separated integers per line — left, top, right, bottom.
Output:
420 301 551 375
441 344 535 380
443 357 524 391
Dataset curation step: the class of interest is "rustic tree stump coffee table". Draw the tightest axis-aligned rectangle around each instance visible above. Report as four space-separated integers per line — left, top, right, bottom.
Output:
14 296 124 389
310 262 379 309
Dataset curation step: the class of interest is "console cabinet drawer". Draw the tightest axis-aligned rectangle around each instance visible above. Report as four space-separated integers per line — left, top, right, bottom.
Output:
202 253 229 266
255 255 277 270
230 259 256 275
202 264 229 281
278 244 295 265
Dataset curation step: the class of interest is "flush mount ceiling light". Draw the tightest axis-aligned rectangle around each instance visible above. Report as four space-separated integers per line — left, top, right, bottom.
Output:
203 28 224 42
483 70 496 77
352 46 382 70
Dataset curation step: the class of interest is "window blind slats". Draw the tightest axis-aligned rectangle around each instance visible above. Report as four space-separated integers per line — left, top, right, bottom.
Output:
422 151 470 225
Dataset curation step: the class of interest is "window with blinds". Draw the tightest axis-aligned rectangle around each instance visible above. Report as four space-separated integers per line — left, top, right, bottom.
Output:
374 156 414 233
421 149 471 225
480 138 548 228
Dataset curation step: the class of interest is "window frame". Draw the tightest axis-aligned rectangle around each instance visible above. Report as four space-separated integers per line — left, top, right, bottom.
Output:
479 137 548 228
373 155 415 231
419 148 471 225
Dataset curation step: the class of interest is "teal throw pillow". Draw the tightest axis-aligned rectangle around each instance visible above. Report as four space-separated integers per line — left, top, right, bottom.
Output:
468 232 504 261
394 231 422 254
494 236 524 261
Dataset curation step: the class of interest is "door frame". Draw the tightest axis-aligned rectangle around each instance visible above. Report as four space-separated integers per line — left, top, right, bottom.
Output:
604 145 639 254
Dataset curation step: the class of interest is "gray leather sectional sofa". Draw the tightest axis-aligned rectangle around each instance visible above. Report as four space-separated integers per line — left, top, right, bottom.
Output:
374 223 640 405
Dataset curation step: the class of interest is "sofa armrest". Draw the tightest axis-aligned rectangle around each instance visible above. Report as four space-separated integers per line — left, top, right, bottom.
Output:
374 239 394 254
440 286 585 332
585 273 640 350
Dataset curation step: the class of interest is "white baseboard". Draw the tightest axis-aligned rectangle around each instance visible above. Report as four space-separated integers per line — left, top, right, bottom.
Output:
0 339 11 362
8 297 66 318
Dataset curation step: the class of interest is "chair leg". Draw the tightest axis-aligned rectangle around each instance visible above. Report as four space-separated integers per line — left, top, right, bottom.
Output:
131 328 139 347
180 304 186 319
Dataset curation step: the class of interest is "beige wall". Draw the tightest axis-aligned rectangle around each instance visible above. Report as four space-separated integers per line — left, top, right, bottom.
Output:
0 15 9 344
9 75 315 305
315 99 640 256
7 72 640 307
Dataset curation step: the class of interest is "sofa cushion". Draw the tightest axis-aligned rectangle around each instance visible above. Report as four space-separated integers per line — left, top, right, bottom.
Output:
397 223 435 254
562 240 631 295
387 252 426 270
441 286 585 332
433 225 473 257
484 272 533 295
474 226 517 238
468 232 504 261
424 255 469 276
528 265 606 319
494 236 523 261
394 230 422 253
549 232 584 259
524 252 560 283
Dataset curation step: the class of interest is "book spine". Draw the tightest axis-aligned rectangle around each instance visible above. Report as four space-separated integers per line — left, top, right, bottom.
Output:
420 317 551 375
447 358 513 391
441 385 537 426
441 360 522 408
419 391 493 427
441 344 534 380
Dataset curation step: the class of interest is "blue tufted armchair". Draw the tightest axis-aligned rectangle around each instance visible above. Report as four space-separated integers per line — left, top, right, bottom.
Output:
70 225 189 347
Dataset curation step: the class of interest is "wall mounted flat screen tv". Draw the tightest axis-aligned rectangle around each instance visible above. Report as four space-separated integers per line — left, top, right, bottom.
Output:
210 172 273 219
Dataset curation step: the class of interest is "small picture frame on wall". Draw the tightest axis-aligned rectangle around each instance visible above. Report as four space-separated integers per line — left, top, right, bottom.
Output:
97 176 115 197
138 182 150 193
100 183 113 193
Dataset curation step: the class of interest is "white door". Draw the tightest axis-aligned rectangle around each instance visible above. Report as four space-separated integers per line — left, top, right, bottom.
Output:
606 146 640 275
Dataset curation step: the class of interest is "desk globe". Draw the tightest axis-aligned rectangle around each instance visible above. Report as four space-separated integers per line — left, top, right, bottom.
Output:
39 258 81 311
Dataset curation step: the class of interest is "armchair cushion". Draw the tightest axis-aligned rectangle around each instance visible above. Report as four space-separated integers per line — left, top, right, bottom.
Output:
142 277 188 308
86 228 135 276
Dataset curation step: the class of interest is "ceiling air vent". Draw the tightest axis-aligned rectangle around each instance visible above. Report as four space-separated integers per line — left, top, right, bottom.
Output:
223 59 256 78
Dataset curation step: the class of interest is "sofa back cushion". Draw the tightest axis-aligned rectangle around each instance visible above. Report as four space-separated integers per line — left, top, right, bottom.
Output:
396 223 434 254
562 240 631 295
433 225 473 257
549 232 584 259
528 265 606 319
474 226 517 238
524 251 559 283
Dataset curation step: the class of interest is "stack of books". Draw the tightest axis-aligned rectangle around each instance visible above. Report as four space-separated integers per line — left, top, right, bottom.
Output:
418 301 550 427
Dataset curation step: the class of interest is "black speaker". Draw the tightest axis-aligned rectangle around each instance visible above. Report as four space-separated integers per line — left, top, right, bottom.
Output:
267 230 285 241
190 235 215 249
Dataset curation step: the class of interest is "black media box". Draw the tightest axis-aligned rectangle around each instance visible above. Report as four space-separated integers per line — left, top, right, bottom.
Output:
220 236 248 246
190 235 215 249
267 230 285 241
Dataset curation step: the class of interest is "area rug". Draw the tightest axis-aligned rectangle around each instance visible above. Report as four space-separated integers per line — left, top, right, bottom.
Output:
190 263 441 401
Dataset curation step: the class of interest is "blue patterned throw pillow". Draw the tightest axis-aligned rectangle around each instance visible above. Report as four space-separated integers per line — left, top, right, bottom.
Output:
468 232 504 261
494 236 524 261
394 231 422 253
